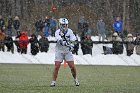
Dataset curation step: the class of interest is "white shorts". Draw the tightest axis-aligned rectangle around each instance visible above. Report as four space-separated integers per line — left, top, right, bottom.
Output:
55 51 74 62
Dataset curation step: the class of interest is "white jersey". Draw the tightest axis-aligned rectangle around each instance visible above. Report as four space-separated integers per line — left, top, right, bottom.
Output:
55 28 76 53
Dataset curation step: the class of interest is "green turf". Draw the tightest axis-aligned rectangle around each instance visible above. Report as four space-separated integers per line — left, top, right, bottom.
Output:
0 64 140 93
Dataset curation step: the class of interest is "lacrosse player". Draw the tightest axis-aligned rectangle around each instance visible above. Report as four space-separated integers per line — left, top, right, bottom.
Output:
50 18 80 87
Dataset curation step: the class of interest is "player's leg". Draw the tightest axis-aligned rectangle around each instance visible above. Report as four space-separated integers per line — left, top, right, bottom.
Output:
67 61 80 86
50 61 61 87
50 52 63 87
67 61 77 79
52 61 61 81
66 52 80 86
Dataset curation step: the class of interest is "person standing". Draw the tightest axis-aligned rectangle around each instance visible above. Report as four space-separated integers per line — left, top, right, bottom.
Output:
112 32 123 54
13 16 20 35
50 18 80 87
35 18 44 36
5 35 14 53
29 34 39 55
97 18 106 41
80 23 92 55
125 34 135 56
0 15 5 32
82 35 93 55
78 16 85 35
43 16 51 37
72 32 79 55
135 34 140 55
7 16 13 37
0 29 5 52
15 31 21 53
39 34 49 53
113 16 123 36
50 17 57 37
18 31 29 54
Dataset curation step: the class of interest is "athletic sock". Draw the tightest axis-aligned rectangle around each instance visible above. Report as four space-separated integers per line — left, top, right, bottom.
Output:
52 81 56 84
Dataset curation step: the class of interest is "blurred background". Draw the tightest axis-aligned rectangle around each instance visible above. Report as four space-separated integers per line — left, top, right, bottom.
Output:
0 0 140 36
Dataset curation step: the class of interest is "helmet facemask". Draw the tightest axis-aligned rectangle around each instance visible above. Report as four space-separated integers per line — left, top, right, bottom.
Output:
60 24 68 31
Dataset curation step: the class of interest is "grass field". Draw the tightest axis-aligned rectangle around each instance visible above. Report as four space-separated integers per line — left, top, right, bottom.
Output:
0 64 140 93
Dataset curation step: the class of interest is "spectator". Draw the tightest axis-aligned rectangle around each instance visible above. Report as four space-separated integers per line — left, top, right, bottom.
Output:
15 31 21 52
82 35 93 55
84 23 92 36
80 23 91 41
112 32 123 54
50 17 57 37
97 18 106 41
29 34 39 55
7 16 13 37
81 36 86 55
78 16 92 40
124 34 135 56
0 29 5 52
4 35 14 53
80 23 92 55
43 16 51 37
13 16 20 35
113 16 123 37
18 31 29 54
39 34 49 52
0 15 5 32
135 34 140 55
78 16 86 35
35 18 44 36
72 32 79 55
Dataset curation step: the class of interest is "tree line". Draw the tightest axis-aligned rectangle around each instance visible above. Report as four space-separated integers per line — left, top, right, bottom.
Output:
0 0 140 36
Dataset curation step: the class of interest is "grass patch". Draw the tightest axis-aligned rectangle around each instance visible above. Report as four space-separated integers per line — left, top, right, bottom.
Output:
0 64 140 93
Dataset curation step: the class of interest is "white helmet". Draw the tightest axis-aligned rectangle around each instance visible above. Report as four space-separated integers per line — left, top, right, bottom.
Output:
59 18 68 24
59 18 68 31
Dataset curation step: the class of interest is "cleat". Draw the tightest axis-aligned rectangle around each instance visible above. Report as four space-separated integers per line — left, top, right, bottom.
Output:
74 79 80 86
50 84 55 87
50 81 56 87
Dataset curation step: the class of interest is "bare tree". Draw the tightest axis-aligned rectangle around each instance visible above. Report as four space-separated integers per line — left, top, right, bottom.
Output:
0 0 139 35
